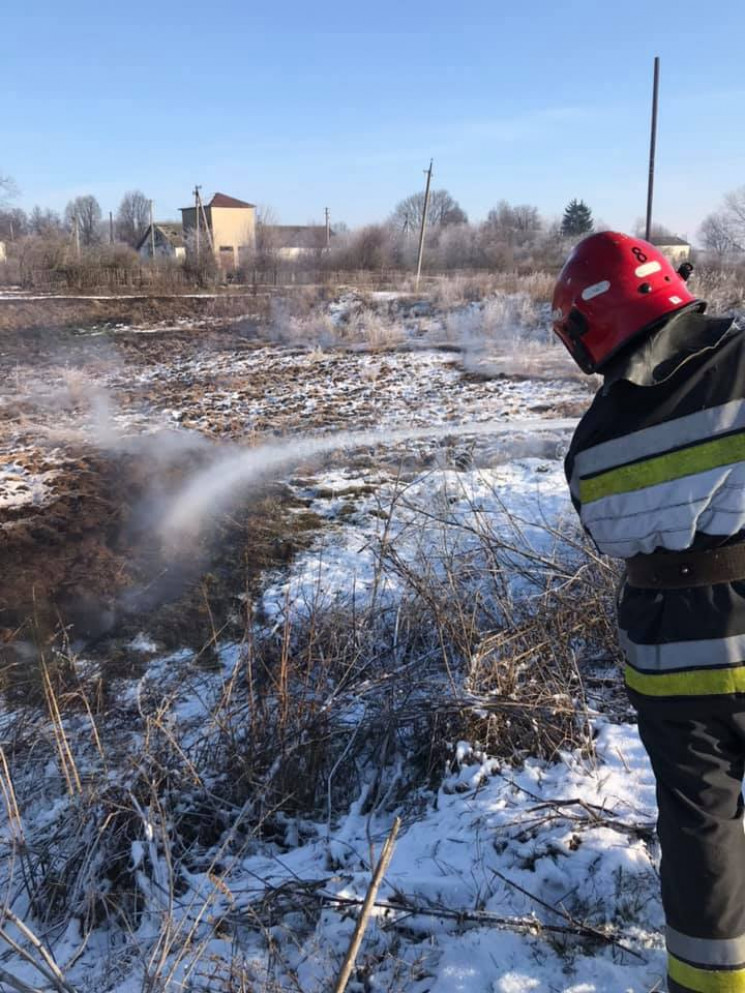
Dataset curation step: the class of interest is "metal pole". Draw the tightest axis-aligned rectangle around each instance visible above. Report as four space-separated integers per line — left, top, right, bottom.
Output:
73 214 80 258
415 159 433 291
149 200 155 259
645 56 660 242
109 211 114 244
325 207 330 248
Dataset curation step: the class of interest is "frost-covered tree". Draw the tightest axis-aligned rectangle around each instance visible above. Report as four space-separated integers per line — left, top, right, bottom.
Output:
699 186 745 258
561 199 594 237
390 189 467 233
699 213 737 260
484 201 542 244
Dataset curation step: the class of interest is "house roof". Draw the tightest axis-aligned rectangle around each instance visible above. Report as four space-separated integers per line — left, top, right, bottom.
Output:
135 223 185 251
266 225 329 248
650 235 690 247
208 193 256 209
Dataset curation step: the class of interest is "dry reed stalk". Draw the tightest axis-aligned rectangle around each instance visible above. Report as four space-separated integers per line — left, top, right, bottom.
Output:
331 816 401 993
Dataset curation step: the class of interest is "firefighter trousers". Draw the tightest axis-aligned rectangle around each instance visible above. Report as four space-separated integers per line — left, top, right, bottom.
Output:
634 697 745 993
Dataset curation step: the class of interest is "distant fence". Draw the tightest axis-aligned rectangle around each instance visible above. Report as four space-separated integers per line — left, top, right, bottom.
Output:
9 262 556 296
20 265 195 293
15 264 420 294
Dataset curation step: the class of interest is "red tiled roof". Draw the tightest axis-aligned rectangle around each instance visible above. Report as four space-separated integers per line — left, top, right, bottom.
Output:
208 193 256 209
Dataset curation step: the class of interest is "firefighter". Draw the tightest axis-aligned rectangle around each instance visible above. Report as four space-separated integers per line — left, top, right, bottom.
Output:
554 231 745 993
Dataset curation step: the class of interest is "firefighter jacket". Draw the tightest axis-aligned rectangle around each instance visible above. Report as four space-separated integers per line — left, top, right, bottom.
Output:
564 308 745 699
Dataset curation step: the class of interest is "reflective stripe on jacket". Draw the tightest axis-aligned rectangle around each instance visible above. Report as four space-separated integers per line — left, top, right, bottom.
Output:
565 311 745 698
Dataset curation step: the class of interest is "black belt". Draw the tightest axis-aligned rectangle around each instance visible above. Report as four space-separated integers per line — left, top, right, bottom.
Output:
626 543 745 589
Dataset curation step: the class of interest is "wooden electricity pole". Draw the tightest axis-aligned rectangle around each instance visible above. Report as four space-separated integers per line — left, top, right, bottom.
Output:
109 211 114 244
415 159 433 291
197 190 213 253
149 200 155 259
194 185 201 261
645 56 660 242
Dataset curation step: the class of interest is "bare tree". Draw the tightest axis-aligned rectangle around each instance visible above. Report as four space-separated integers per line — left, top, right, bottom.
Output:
347 224 391 269
698 186 745 259
64 195 102 246
699 212 738 261
484 201 542 245
0 207 28 241
633 219 678 242
0 174 19 207
116 190 150 246
29 206 64 237
253 204 281 263
723 186 745 236
390 189 467 233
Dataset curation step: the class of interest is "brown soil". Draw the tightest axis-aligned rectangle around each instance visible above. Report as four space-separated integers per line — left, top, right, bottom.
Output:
0 436 322 687
0 292 269 333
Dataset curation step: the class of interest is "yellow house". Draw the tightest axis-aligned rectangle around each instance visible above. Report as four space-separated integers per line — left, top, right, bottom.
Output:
180 193 256 269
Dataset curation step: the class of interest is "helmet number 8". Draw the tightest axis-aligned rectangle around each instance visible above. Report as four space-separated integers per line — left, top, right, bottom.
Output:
632 247 648 263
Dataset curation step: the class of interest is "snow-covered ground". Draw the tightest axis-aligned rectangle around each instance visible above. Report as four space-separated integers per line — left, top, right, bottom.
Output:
0 291 661 992
227 721 662 993
0 452 658 993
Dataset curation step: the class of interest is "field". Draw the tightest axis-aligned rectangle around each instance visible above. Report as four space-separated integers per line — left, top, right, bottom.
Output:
0 280 668 992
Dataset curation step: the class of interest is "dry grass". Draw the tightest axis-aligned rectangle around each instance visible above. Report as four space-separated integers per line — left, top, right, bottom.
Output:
692 265 745 314
0 292 270 333
0 473 628 991
427 270 555 307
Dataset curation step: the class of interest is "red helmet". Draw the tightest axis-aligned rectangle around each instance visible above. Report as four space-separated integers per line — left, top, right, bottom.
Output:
551 231 703 373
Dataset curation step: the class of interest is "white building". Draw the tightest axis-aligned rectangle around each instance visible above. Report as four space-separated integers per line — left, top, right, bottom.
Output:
264 225 330 260
136 224 186 261
651 235 691 265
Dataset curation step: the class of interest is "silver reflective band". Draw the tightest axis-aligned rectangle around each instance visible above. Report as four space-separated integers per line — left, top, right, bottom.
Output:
580 463 745 557
570 399 745 497
667 925 745 967
620 630 745 673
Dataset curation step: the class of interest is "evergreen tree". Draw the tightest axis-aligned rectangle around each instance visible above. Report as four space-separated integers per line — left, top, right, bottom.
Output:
561 199 594 237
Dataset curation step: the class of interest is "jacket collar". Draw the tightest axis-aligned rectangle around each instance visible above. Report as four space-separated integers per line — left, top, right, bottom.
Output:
602 310 740 390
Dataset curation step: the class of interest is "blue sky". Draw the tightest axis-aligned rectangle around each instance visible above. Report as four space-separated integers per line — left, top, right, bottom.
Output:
2 0 744 239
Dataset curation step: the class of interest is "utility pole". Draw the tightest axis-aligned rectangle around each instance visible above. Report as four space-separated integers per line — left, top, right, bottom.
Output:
645 56 660 242
149 199 155 259
109 211 114 244
73 213 80 259
415 159 433 292
197 190 213 253
324 207 331 248
194 185 201 261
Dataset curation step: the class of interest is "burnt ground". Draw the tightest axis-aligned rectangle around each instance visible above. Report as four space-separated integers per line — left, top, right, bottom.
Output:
0 295 589 687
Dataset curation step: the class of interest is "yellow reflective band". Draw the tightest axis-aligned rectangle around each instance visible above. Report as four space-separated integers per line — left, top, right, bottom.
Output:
669 953 745 992
578 432 745 504
626 664 745 697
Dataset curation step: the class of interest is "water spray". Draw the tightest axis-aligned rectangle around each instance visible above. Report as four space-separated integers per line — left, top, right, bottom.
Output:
161 417 578 544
